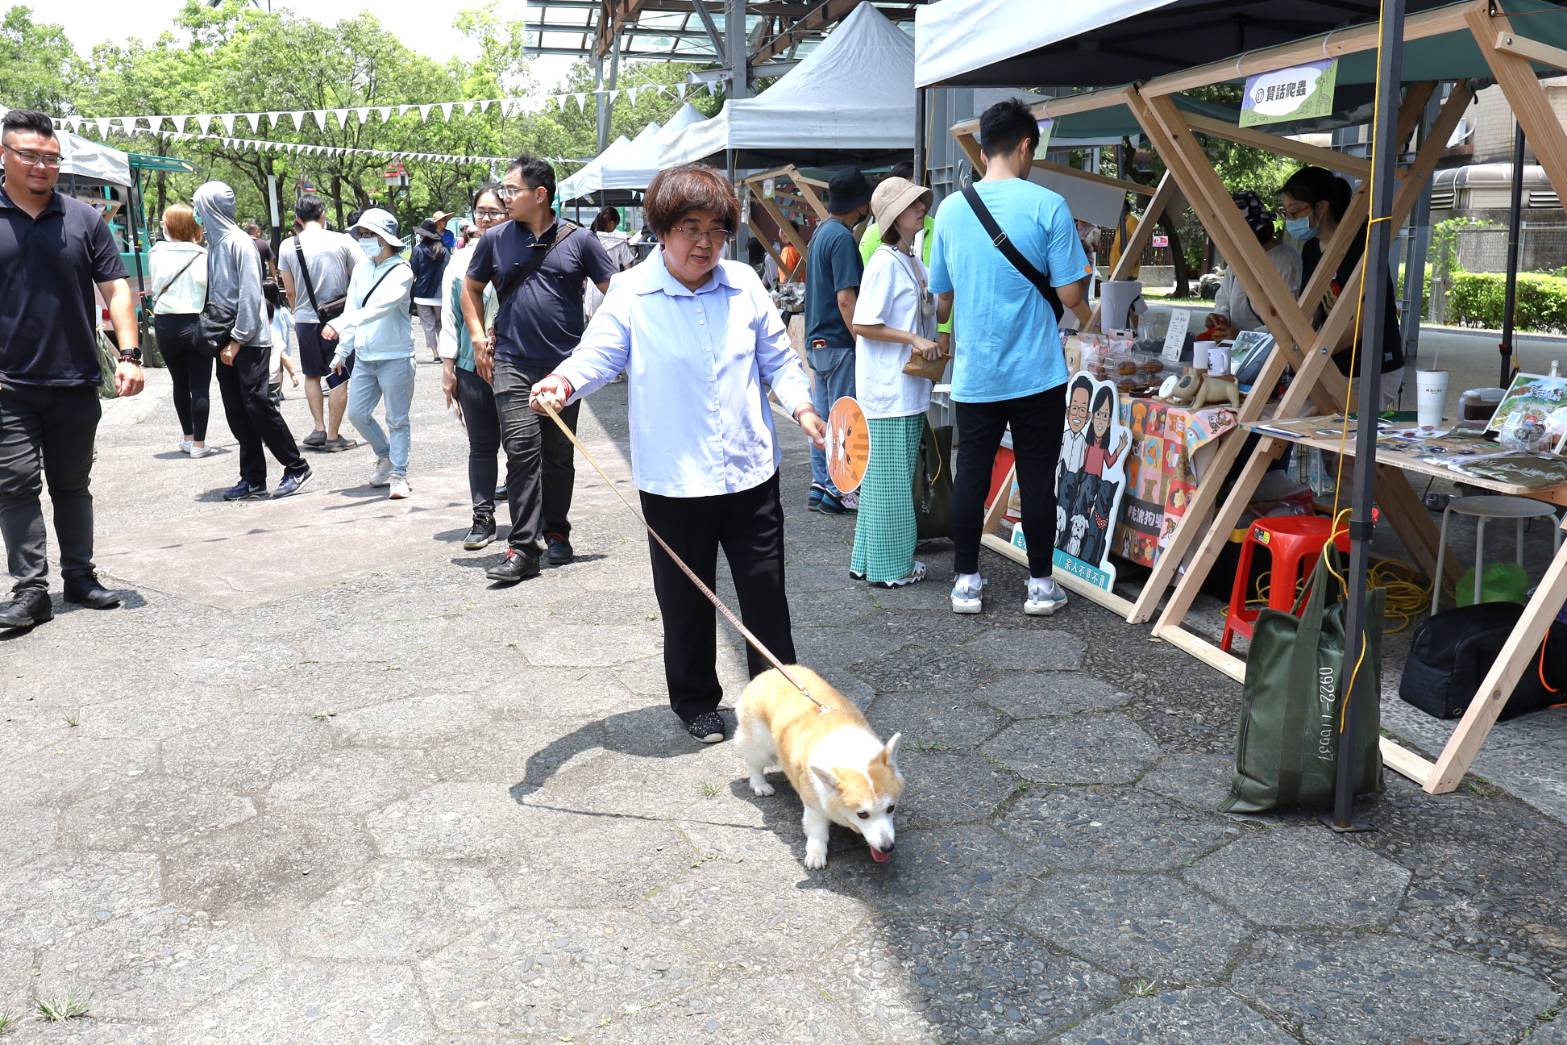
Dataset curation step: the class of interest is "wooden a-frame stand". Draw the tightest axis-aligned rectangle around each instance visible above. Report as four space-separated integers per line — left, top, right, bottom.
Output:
740 165 829 282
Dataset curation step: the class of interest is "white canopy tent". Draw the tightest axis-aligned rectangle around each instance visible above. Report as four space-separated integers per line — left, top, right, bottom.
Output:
660 2 915 168
0 105 131 186
914 0 1171 87
556 132 635 203
597 103 704 192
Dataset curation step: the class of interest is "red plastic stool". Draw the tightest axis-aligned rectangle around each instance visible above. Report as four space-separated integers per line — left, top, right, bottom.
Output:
1220 515 1350 653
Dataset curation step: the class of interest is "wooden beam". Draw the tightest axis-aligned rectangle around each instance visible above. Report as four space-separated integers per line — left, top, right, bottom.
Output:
1493 28 1567 74
951 87 1133 139
1141 0 1481 98
1085 171 1178 333
795 177 829 219
751 0 860 64
1471 8 1567 206
1183 112 1372 179
1379 737 1437 785
752 190 810 278
1030 157 1155 196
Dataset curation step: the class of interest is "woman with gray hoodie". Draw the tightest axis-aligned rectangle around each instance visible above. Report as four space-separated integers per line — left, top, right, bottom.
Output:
193 181 312 500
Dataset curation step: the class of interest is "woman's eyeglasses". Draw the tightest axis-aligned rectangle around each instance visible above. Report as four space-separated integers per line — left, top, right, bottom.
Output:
474 208 507 220
671 223 733 245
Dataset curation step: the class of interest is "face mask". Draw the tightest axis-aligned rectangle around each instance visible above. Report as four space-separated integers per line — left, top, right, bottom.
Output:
358 237 382 261
1285 215 1316 242
161 224 172 240
193 212 203 227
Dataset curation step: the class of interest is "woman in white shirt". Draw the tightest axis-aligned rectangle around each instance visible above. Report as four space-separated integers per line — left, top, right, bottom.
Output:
848 177 942 588
147 204 213 457
1208 191 1302 339
530 165 826 746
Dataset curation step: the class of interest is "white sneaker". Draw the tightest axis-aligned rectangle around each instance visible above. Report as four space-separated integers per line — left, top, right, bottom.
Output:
178 440 193 455
951 574 985 614
1025 577 1068 617
369 457 393 487
189 445 218 459
388 476 411 500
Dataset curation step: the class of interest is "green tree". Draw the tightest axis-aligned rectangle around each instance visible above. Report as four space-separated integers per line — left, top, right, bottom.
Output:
0 6 81 113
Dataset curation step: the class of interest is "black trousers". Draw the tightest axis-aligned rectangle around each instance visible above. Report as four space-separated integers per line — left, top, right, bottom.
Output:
214 343 305 487
492 357 578 554
640 472 796 722
154 314 212 442
952 385 1067 579
0 383 100 595
456 366 501 518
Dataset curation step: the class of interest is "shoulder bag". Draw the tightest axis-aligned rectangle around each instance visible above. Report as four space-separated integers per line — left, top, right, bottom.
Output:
961 185 1065 323
196 284 237 357
495 220 581 303
294 237 346 323
881 245 948 383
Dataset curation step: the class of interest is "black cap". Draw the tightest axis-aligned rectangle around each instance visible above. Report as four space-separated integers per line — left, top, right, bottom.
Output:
826 168 871 215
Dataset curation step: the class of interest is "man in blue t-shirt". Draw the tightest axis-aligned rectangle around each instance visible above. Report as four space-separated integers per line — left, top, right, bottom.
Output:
803 167 870 515
928 97 1092 619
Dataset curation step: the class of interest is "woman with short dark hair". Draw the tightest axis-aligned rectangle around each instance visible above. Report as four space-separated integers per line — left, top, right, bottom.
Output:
530 164 827 745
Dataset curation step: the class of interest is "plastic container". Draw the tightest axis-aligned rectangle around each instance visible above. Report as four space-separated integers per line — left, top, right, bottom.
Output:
1459 386 1506 423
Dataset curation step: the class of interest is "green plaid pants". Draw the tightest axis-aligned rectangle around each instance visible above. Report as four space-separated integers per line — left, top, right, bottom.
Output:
850 413 925 584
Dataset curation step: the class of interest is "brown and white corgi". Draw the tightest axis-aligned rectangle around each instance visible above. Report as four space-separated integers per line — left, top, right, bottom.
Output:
735 666 903 869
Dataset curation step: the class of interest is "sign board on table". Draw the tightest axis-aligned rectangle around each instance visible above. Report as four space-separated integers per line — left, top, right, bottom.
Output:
1151 234 1169 248
1051 373 1131 590
1161 309 1191 362
827 396 869 494
1240 59 1338 128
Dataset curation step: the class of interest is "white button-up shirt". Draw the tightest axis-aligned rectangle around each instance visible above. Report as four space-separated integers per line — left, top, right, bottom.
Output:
555 250 812 498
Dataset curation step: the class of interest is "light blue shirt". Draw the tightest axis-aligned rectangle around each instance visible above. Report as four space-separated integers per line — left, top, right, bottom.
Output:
928 177 1091 404
330 255 414 366
555 250 813 498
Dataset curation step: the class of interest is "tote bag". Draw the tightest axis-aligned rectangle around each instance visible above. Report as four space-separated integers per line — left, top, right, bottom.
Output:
913 417 952 542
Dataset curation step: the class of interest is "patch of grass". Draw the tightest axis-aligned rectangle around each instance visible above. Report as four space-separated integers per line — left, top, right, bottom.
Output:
62 712 79 728
1536 1003 1562 1023
383 664 402 672
311 710 336 721
1461 775 1502 799
697 781 721 798
36 994 90 1022
1129 979 1159 998
912 740 949 754
0 1014 12 1034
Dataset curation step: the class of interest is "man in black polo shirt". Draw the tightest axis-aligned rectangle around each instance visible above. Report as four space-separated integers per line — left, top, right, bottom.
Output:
0 110 144 630
463 154 614 584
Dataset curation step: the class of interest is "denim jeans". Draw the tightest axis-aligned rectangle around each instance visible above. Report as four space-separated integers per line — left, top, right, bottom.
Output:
345 356 416 476
807 345 855 494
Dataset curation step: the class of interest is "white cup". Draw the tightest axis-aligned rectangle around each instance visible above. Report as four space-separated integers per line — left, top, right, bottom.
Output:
1207 344 1232 377
1417 370 1449 431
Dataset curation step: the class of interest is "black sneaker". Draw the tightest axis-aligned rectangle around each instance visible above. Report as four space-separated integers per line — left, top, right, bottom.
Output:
485 548 540 584
222 479 266 501
462 515 497 551
545 532 574 565
0 589 53 630
493 483 508 502
273 467 314 499
302 429 327 449
685 711 726 744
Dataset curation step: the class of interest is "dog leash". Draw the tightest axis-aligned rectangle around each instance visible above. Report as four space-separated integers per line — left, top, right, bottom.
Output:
536 397 827 713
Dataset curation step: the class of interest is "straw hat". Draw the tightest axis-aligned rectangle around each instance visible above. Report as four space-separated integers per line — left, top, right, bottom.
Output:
871 177 932 241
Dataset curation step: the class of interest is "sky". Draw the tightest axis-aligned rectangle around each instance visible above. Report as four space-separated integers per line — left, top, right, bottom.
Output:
50 0 577 88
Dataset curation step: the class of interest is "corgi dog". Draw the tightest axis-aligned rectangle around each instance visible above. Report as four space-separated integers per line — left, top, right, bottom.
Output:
736 666 903 870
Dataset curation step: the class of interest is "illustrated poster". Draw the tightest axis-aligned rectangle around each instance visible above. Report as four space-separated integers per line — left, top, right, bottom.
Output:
1051 373 1130 589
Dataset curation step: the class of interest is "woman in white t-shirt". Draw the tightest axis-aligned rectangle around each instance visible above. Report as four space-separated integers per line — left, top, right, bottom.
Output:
848 177 943 588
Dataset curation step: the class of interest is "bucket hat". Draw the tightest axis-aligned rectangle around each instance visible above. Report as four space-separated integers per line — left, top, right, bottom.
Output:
826 168 872 214
350 208 403 249
870 177 932 242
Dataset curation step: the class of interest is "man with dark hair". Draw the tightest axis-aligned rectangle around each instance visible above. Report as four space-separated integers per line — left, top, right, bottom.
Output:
803 166 870 515
929 97 1092 618
0 110 145 629
462 154 616 584
279 193 363 451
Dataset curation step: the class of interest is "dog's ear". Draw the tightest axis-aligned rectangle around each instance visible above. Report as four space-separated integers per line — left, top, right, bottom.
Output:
877 733 902 770
811 766 839 795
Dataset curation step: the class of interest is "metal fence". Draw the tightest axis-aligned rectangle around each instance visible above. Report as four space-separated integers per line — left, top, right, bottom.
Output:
1448 222 1567 275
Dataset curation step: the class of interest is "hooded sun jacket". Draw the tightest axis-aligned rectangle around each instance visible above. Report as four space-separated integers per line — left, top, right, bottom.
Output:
193 182 269 349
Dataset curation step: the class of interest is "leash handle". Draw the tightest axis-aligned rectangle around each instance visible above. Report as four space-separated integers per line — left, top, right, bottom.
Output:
535 394 823 710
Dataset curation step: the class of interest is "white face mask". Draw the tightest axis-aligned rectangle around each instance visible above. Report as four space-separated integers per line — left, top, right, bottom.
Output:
358 237 382 261
161 223 172 240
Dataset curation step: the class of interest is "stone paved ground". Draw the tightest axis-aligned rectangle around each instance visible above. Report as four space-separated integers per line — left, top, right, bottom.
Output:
1 365 1564 1043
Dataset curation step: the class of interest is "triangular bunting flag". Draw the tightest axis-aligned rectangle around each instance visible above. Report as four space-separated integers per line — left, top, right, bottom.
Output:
676 83 688 100
418 104 433 121
439 103 454 121
311 110 327 129
96 118 113 137
377 106 393 122
219 114 236 135
356 107 371 125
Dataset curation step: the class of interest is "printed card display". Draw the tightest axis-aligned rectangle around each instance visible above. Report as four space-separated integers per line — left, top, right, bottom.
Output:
1052 373 1131 590
1240 59 1338 127
1161 309 1191 362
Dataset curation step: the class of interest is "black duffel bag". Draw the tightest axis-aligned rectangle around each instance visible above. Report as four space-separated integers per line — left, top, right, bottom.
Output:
1400 602 1567 720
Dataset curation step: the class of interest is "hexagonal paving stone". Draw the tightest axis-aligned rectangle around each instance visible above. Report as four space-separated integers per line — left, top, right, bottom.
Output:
418 911 699 1038
7 738 160 804
159 716 330 793
827 826 1039 917
32 909 279 1023
162 814 372 916
289 860 507 961
329 693 497 747
0 802 56 869
0 851 161 950
866 691 1007 751
958 628 1087 671
366 782 551 861
996 787 1239 872
16 1019 162 1043
70 692 234 742
522 623 663 667
265 748 441 817
493 816 697 911
847 643 1000 695
896 750 1019 829
425 714 608 786
594 972 868 1044
817 914 1120 1043
60 777 254 852
1184 829 1411 929
642 856 871 967
1058 988 1296 1044
1136 752 1235 812
983 715 1162 785
970 672 1131 719
521 750 727 822
1012 873 1252 983
1232 932 1560 1044
163 962 433 1043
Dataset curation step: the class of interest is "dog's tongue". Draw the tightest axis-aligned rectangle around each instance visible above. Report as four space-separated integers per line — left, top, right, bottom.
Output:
869 845 892 864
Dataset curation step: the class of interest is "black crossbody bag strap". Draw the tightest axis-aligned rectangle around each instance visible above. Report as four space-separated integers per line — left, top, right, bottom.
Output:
151 253 200 307
496 220 580 302
294 238 323 314
962 185 1063 323
360 261 405 309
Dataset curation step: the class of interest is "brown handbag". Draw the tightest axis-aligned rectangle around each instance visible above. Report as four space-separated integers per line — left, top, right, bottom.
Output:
903 348 949 382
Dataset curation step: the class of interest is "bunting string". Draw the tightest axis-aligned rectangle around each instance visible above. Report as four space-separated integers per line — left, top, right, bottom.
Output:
116 127 576 167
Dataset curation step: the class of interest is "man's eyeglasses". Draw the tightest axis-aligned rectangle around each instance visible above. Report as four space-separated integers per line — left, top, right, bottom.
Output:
474 208 507 220
4 144 63 169
496 185 539 203
671 223 733 245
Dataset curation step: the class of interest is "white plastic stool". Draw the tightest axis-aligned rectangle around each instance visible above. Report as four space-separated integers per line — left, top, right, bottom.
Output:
1431 494 1562 613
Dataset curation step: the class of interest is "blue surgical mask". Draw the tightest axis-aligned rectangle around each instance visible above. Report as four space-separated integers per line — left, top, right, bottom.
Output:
193 212 203 227
1285 215 1316 242
358 237 382 261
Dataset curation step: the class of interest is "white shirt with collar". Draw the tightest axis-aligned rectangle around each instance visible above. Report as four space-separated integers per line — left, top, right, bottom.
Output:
554 249 812 499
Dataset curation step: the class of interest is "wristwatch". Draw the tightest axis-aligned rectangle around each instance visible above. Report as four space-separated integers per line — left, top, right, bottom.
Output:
118 347 143 365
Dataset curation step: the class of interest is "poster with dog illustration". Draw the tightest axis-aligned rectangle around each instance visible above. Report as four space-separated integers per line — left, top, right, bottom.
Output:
1052 373 1130 590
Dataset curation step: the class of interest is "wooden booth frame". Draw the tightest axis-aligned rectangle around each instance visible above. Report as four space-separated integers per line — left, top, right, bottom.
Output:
740 165 830 282
947 0 1567 794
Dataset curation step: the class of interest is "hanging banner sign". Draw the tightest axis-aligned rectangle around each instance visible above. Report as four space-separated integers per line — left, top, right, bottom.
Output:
1240 59 1338 127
